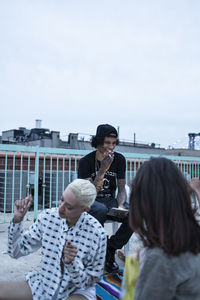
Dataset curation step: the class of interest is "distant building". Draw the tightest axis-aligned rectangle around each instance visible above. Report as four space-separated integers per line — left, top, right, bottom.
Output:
2 127 61 148
1 120 200 157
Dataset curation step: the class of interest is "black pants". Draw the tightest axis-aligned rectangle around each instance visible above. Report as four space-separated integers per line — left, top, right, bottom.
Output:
88 197 133 250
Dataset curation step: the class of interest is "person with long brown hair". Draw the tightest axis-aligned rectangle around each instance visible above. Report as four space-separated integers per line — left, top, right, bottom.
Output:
129 157 200 300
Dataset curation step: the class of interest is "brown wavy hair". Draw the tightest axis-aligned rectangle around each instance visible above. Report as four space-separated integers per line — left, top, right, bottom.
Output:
129 157 200 255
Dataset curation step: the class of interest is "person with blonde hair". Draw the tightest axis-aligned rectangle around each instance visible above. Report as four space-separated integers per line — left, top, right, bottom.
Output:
0 179 107 300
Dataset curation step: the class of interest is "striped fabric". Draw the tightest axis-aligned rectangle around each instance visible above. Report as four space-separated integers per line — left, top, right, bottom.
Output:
96 270 123 300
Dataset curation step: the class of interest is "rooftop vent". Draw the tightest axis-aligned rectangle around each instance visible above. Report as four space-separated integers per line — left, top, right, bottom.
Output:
35 119 42 129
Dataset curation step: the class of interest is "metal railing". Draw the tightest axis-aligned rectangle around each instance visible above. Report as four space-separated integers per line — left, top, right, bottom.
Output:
0 144 200 223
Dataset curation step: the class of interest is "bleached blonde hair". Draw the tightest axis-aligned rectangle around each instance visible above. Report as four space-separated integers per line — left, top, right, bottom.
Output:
67 179 97 208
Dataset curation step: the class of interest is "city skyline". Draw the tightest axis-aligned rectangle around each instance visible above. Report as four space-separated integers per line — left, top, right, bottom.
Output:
1 119 199 150
1 1 200 149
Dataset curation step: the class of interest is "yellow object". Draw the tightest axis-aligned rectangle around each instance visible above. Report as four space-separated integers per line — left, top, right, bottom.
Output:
121 255 139 300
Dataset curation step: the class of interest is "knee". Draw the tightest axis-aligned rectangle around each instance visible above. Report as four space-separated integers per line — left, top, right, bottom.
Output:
99 204 108 216
97 204 108 223
122 214 129 224
89 203 108 225
67 295 87 300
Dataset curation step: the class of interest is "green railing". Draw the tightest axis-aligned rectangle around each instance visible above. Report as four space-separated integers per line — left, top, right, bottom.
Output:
0 144 200 223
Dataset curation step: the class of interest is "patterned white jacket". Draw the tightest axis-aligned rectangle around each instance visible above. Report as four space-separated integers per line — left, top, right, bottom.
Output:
7 208 107 300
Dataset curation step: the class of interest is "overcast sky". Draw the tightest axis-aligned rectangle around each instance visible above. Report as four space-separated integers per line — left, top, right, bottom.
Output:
1 0 200 149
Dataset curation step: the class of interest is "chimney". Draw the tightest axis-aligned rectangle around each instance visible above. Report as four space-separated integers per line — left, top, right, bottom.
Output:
35 119 42 128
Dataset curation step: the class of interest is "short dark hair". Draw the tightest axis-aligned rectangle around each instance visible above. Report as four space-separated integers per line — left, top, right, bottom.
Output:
129 157 200 255
91 135 119 148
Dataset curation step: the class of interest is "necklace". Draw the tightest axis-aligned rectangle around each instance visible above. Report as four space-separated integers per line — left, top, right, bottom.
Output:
95 158 100 173
95 151 102 173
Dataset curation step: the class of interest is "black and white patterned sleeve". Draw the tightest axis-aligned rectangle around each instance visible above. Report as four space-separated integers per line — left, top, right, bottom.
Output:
7 211 44 259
